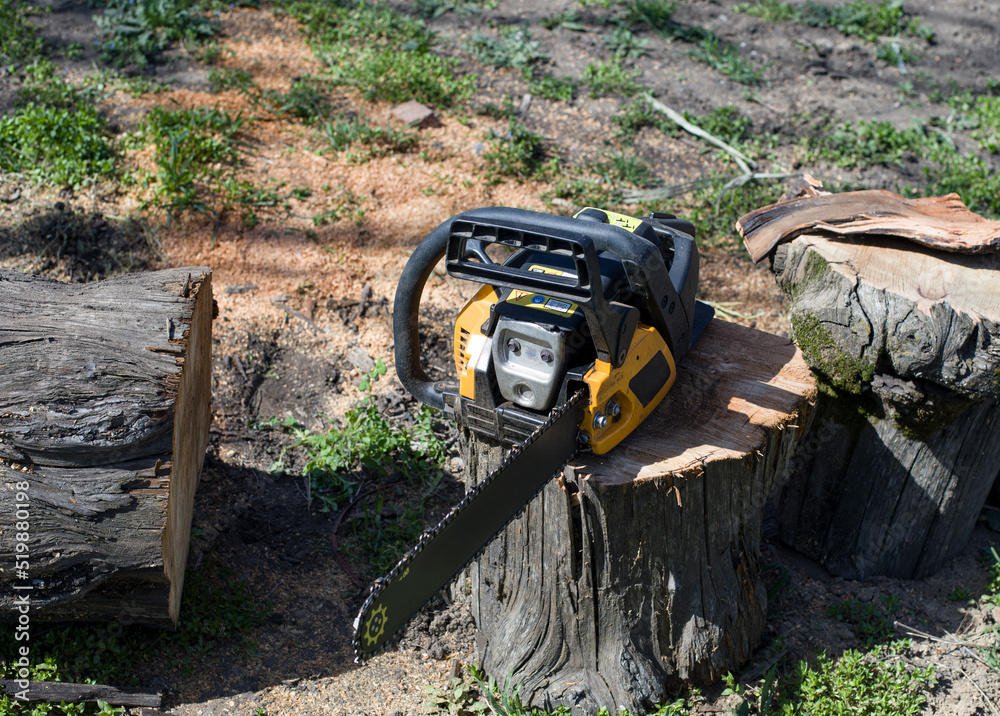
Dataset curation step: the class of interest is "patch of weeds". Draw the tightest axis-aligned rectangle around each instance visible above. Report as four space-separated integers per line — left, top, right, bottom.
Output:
733 0 799 22
726 645 935 716
463 26 548 77
348 499 427 575
208 67 254 92
269 359 446 513
93 0 217 68
544 175 621 209
604 24 649 59
130 105 248 219
827 595 901 650
688 35 767 85
283 0 475 108
415 0 495 20
193 38 226 63
482 119 557 183
686 177 786 249
115 73 170 96
0 103 117 189
540 9 586 32
529 74 577 102
925 148 1000 217
621 0 680 32
310 184 365 226
876 40 920 67
612 99 675 141
0 0 46 64
595 149 657 188
688 105 753 147
735 0 933 44
476 95 516 120
582 59 642 97
15 59 106 110
320 114 416 163
424 675 487 716
783 645 934 715
805 118 933 168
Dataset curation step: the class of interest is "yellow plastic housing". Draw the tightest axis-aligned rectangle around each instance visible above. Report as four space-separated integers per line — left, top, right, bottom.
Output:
581 324 676 455
454 285 497 400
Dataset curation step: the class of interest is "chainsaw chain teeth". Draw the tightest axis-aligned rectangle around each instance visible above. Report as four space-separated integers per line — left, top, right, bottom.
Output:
352 389 586 663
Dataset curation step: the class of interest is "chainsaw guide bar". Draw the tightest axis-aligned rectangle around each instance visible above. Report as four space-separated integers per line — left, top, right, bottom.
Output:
353 389 585 661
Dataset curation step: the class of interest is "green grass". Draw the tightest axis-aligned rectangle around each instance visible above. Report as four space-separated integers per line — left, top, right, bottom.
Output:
0 104 117 189
92 0 217 68
582 60 643 97
131 105 248 218
621 0 680 32
483 119 557 183
528 74 577 102
320 114 416 163
604 25 649 59
0 0 46 64
415 0 495 19
281 0 475 108
688 35 767 85
735 0 933 43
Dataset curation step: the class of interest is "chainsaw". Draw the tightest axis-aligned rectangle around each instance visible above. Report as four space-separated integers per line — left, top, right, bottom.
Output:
353 206 713 660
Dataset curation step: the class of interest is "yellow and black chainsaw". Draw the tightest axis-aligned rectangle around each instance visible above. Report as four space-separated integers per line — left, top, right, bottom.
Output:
353 206 712 660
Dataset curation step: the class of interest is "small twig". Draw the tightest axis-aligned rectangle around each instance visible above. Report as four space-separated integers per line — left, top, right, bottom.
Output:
958 664 1000 716
642 92 756 174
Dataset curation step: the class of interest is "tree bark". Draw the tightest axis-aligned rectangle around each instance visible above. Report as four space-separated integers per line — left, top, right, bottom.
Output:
0 267 214 625
461 320 816 715
769 234 1000 579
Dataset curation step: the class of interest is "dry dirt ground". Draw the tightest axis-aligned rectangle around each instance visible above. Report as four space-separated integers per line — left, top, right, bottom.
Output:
3 0 1000 714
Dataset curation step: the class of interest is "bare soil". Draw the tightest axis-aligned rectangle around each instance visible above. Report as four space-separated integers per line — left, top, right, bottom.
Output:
3 0 1000 714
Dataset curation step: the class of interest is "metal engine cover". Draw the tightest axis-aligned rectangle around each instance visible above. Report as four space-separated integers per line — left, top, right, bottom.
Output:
492 315 570 411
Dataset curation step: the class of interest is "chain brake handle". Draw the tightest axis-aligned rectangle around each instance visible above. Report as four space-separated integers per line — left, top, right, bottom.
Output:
393 207 698 412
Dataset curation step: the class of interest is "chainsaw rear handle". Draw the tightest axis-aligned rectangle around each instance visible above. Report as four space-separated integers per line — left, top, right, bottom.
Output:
394 207 698 411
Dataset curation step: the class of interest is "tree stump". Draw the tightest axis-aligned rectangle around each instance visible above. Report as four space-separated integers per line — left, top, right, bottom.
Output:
460 320 816 715
768 234 1000 579
0 268 214 626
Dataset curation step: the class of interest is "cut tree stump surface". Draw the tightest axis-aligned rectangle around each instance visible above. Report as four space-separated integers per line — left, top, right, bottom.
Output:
463 319 816 715
0 268 214 625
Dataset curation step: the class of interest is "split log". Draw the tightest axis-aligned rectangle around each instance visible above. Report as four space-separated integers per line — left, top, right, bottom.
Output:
0 268 214 625
461 320 816 715
766 232 1000 579
738 189 1000 262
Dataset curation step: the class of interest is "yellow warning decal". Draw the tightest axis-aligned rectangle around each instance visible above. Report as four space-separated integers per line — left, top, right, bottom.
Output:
575 207 644 233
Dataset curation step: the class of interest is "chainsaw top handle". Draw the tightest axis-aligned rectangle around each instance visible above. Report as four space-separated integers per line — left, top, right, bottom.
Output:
393 207 698 412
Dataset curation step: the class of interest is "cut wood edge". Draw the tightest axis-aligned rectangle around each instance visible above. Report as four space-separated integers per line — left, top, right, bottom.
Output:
163 269 213 625
737 189 1000 263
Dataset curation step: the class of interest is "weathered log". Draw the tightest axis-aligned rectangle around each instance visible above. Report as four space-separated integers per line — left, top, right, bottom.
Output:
737 190 1000 262
0 268 214 625
768 233 1000 579
461 320 816 715
0 680 162 707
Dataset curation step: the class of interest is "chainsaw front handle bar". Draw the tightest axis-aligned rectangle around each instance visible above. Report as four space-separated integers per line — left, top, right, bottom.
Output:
394 207 699 412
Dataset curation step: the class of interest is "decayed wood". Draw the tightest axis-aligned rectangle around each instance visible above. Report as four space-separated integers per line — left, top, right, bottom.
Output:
462 320 816 715
0 267 213 625
769 234 1000 579
737 190 1000 263
0 680 161 707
